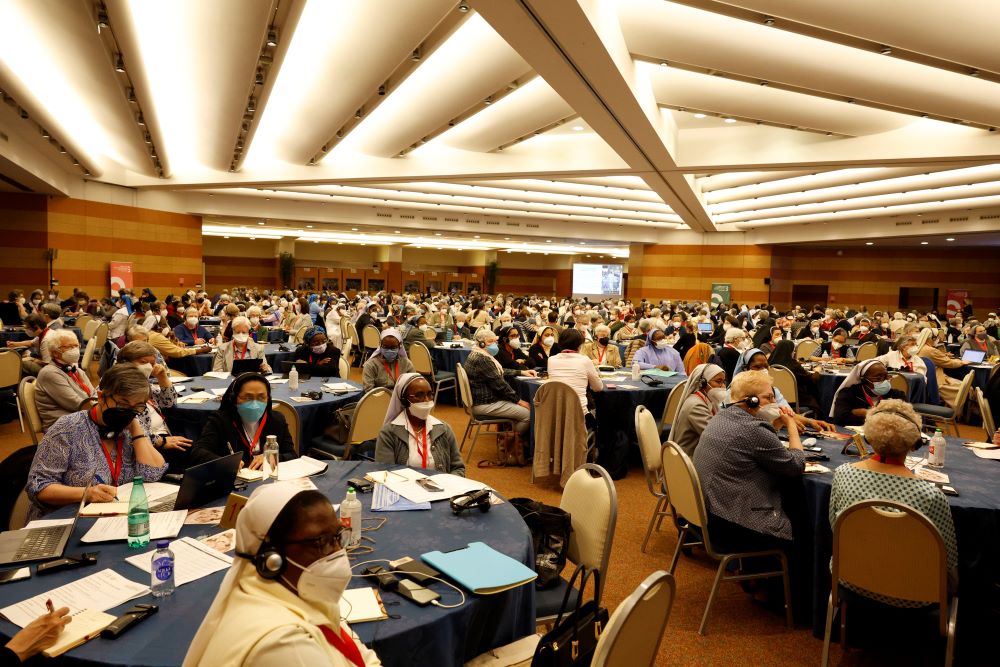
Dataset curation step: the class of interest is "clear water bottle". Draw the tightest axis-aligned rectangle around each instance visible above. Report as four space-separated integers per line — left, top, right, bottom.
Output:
631 361 640 381
288 364 299 391
340 488 362 547
151 540 175 597
928 428 946 468
263 434 280 481
444 327 453 342
127 477 150 549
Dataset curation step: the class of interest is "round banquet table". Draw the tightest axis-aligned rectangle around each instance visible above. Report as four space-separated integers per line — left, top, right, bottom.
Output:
0 326 83 345
165 343 298 377
515 371 685 479
165 375 363 447
814 368 927 418
431 344 472 374
798 432 1000 657
944 362 995 390
0 461 535 667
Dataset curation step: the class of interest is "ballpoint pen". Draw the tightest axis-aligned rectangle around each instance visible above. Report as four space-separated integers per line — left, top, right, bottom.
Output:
93 474 119 501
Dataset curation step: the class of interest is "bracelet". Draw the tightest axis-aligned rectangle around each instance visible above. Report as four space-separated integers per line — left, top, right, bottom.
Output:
132 434 150 441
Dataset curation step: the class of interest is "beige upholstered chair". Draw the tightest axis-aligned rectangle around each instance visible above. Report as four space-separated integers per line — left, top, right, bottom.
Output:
660 379 687 430
768 365 800 412
342 388 391 460
361 325 381 364
855 341 877 361
0 350 24 431
338 356 350 381
913 369 976 435
82 319 100 342
270 399 300 455
795 339 819 361
455 363 514 461
591 570 675 667
18 377 44 445
80 336 98 383
888 371 910 396
635 405 670 552
974 387 995 440
408 342 456 404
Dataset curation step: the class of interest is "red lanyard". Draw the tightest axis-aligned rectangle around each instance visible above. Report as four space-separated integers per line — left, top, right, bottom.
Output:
66 368 90 394
382 359 399 381
975 339 987 351
831 346 841 359
318 625 365 667
597 346 606 363
861 387 876 407
236 344 248 360
903 357 913 371
90 408 123 485
413 424 429 468
233 413 268 454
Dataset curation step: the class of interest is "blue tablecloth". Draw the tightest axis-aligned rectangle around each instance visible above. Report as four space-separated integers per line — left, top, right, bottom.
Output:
815 369 926 417
944 363 994 390
431 345 472 374
166 376 363 446
0 326 83 345
800 433 1000 657
515 372 684 479
166 344 297 377
0 461 534 667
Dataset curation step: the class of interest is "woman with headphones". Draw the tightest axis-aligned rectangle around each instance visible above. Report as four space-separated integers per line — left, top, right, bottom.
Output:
670 363 727 457
184 484 382 666
828 400 958 607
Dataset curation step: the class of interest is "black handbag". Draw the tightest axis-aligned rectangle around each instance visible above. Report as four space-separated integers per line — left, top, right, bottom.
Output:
509 498 572 589
532 565 609 667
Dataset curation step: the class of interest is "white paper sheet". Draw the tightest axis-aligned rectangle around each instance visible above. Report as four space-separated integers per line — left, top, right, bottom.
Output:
116 481 179 504
970 447 1000 460
125 536 232 586
0 569 148 628
22 518 74 530
202 371 231 379
384 473 488 504
80 510 187 543
277 456 328 480
177 391 215 403
340 587 387 623
211 388 227 396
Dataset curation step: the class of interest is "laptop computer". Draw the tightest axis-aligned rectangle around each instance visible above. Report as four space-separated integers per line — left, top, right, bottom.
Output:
697 322 713 333
961 349 986 364
0 480 90 565
149 452 243 513
232 358 264 376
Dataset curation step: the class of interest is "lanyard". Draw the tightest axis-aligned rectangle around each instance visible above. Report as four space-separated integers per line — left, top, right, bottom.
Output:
694 390 717 415
975 339 987 351
382 359 399 381
861 386 876 407
90 408 123 485
66 368 90 394
411 424 429 468
597 346 606 363
233 414 268 454
318 625 365 667
236 344 248 360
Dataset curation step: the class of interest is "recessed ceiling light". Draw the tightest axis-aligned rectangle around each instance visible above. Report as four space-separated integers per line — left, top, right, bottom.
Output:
313 240 319 244
473 235 480 238
572 125 584 131
435 232 442 236
223 236 229 239
351 227 358 231
257 221 265 225
504 237 510 240
337 242 343 245
723 118 736 124
306 225 313 228
946 237 955 241
865 242 874 246
545 239 551 243
693 113 706 119
920 241 929 245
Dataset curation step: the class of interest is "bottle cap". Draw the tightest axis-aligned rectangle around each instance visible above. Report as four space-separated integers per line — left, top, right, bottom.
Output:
156 540 169 548
133 476 143 483
346 488 356 497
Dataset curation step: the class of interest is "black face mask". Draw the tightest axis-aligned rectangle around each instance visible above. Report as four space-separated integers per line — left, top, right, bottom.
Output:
598 337 610 346
101 407 138 435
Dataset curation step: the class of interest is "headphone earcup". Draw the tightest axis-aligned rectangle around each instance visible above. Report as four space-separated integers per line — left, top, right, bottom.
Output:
745 395 760 408
255 544 285 580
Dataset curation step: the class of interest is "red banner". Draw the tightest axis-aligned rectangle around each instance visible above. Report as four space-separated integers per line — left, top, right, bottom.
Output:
945 289 968 318
110 261 133 297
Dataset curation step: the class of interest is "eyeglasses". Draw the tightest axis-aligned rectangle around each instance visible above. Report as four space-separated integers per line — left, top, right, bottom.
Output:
757 394 776 402
237 393 268 402
285 529 345 553
107 396 148 412
406 391 434 402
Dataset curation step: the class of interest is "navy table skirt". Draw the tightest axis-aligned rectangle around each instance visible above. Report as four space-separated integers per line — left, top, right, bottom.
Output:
815 369 926 418
0 326 83 345
944 363 994 390
0 461 534 666
166 344 297 377
431 345 472 374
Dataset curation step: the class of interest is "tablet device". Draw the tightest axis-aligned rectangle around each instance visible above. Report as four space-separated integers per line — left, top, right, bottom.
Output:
961 349 986 363
232 358 263 375
697 322 713 333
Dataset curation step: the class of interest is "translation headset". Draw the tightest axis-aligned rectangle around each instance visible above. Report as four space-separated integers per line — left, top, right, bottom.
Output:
236 540 286 580
722 395 760 409
450 489 492 515
864 407 925 451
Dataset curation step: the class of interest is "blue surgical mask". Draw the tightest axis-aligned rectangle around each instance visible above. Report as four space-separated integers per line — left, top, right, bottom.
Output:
486 343 500 356
237 399 267 423
381 348 399 362
872 380 892 396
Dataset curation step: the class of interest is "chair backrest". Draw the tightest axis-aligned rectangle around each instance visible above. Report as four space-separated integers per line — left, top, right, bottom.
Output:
424 327 437 341
623 339 644 367
975 387 996 439
0 350 22 390
346 320 360 346
80 336 97 380
559 464 617 584
338 356 350 380
18 377 43 445
795 339 819 361
456 363 473 414
635 406 664 497
768 365 798 406
953 367 976 416
82 319 100 342
347 387 392 444
660 379 687 427
293 324 309 344
832 499 948 626
889 371 910 396
855 342 877 361
9 491 31 531
362 325 381 350
0 444 36 531
408 340 434 375
660 440 710 537
591 571 675 667
271 399 300 455
126 312 137 330
93 322 109 350
75 314 92 331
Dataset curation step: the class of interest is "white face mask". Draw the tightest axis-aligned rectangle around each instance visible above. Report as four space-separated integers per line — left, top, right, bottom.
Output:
249 317 260 326
136 362 153 378
419 324 428 331
707 387 727 405
905 346 919 358
234 333 249 344
186 316 199 327
408 401 434 421
59 347 81 365
542 336 555 347
757 403 782 423
831 341 842 350
311 343 327 354
508 338 521 349
286 550 351 620
655 339 671 349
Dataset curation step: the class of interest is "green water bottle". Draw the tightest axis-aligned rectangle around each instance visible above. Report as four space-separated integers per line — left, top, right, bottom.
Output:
127 477 150 549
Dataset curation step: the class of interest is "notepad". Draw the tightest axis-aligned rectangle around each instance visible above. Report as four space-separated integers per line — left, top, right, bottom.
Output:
340 587 388 623
42 609 116 657
203 371 231 379
421 542 537 594
384 473 488 504
80 510 187 543
371 484 430 512
277 456 328 480
0 569 148 628
237 468 264 482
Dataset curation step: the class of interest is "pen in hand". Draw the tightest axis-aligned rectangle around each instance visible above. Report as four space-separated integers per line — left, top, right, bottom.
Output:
93 474 118 502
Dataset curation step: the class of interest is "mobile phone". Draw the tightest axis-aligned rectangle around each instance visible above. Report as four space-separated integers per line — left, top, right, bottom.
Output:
396 579 440 606
416 478 444 492
0 567 30 584
36 552 99 575
362 566 400 591
805 446 823 453
101 604 158 639
389 557 440 585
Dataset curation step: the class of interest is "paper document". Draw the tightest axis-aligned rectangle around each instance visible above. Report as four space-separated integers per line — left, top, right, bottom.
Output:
22 518 73 530
203 371 231 379
323 382 354 391
970 447 1000 460
384 473 488 504
237 468 264 482
913 465 950 484
277 456 328 480
289 396 317 403
365 468 424 485
371 483 431 512
340 587 388 623
177 392 215 403
81 510 187 543
0 569 148 628
82 482 178 516
125 536 232 586
41 608 115 657
641 369 677 378
804 463 832 474
963 441 1000 450
211 388 227 396
170 377 194 383
268 378 288 384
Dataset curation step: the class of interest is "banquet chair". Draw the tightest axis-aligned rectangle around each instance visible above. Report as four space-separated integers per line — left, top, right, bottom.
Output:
855 342 877 361
768 365 804 414
661 440 792 635
974 387 995 440
80 337 97 383
635 406 671 552
623 339 645 367
659 379 687 436
309 387 390 460
591 570 675 667
338 356 350 380
822 499 957 667
271 399 299 455
293 324 309 344
18 377 44 446
795 339 820 361
93 322 109 354
912 370 975 436
362 325 381 365
455 363 515 462
0 350 24 432
888 372 910 396
536 464 618 624
407 342 456 404
74 314 92 333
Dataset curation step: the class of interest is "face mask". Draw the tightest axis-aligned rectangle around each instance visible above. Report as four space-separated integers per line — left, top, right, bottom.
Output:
757 403 782 424
655 339 670 349
381 348 399 362
186 317 199 327
976 333 987 341
101 406 138 434
136 362 153 378
311 343 327 354
831 342 842 350
597 337 610 346
811 328 820 334
871 379 892 396
234 333 250 344
408 401 434 421
59 348 81 365
486 343 500 356
237 399 267 423
419 324 428 331
286 550 351 619
859 327 869 333
541 336 554 347
707 387 727 405
508 338 521 349
904 346 918 358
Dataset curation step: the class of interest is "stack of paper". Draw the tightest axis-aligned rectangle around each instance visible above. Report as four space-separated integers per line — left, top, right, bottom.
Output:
323 382 355 393
371 484 430 512
0 569 148 628
177 391 215 404
384 472 488 504
81 510 187 543
277 456 328 480
203 371 231 379
642 368 677 378
125 536 232 586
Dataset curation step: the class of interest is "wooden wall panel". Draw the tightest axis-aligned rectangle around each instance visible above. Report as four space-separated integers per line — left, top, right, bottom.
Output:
0 194 51 294
205 256 278 293
627 243 772 304
495 268 556 296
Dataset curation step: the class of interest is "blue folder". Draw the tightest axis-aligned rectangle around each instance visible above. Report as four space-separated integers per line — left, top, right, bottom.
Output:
421 541 537 594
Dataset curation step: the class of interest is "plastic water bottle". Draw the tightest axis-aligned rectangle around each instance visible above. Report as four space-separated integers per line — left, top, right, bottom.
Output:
445 327 453 342
631 361 640 381
928 429 946 468
263 435 280 481
288 364 299 391
127 477 150 549
340 489 362 547
150 540 175 597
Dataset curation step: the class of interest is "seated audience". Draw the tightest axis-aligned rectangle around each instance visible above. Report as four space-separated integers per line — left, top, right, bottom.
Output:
451 312 472 339
464 328 534 440
916 328 970 409
219 303 240 342
527 326 560 370
118 341 190 468
547 328 603 426
584 324 622 367
673 321 698 361
34 329 94 430
719 326 748 382
959 324 998 357
613 316 639 341
495 326 534 371
831 359 907 426
375 373 465 476
295 327 341 375
5 313 47 375
189 372 297 469
796 319 828 341
174 307 214 346
215 316 272 374
633 329 685 374
25 364 167 520
107 295 131 339
670 363 727 457
401 315 433 354
732 348 835 432
876 335 927 377
829 400 957 605
682 341 713 376
184 485 382 666
767 340 821 413
362 328 415 391
813 328 853 363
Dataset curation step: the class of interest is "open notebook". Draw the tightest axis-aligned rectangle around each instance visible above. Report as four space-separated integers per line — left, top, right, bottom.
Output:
42 609 116 657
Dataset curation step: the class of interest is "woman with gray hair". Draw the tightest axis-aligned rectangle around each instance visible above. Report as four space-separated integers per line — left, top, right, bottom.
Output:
213 315 271 374
25 364 167 520
34 329 94 430
463 328 535 439
875 334 927 377
829 399 957 606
